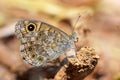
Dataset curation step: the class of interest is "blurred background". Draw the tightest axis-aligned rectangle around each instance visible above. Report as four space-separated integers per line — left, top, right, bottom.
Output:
0 0 120 80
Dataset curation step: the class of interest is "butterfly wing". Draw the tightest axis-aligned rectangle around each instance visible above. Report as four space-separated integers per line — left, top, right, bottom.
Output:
15 20 75 66
36 23 75 62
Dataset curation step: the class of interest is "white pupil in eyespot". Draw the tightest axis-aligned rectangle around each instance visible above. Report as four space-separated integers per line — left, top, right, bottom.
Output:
28 24 35 31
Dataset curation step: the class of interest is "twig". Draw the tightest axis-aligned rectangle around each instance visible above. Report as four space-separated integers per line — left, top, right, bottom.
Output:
55 47 99 80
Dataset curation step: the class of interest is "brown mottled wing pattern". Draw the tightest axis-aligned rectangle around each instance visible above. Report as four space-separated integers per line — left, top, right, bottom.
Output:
15 19 75 66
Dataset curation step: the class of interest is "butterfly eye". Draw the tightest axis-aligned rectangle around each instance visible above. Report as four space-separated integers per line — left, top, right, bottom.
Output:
26 23 36 32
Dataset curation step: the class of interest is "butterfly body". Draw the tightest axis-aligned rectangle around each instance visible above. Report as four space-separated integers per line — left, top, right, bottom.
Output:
15 19 77 66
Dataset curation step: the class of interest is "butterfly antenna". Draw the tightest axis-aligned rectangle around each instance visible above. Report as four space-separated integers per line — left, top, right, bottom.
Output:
72 16 81 60
72 15 81 32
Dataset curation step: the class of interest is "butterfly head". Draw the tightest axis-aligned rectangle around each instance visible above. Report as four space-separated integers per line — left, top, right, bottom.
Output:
71 32 78 42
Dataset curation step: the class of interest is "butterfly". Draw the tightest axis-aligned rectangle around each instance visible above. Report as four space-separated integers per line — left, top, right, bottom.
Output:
15 19 78 66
